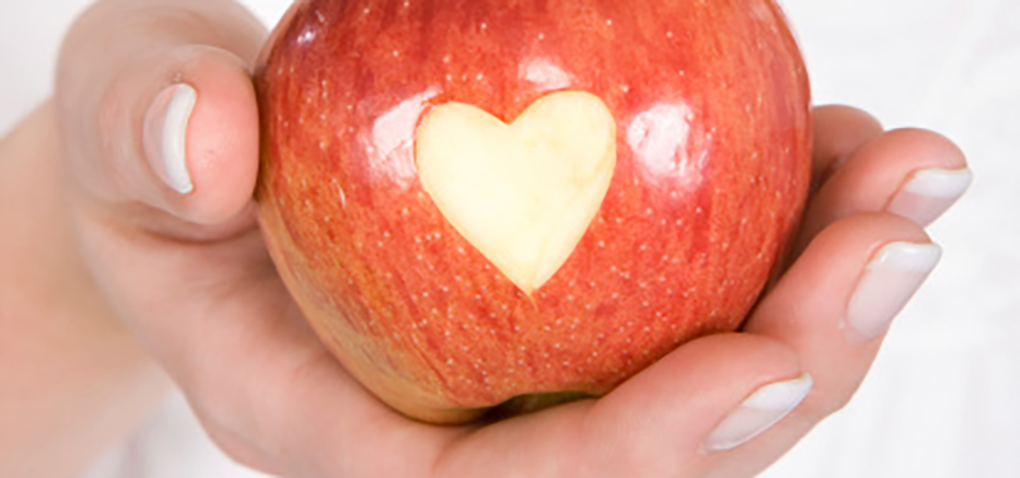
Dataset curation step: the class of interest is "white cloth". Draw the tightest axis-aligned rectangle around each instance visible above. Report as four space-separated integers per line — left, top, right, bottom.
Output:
2 0 1017 476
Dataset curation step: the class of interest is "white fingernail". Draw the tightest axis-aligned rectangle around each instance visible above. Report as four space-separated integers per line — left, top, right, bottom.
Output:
846 242 942 342
887 168 972 227
704 374 813 452
144 84 197 194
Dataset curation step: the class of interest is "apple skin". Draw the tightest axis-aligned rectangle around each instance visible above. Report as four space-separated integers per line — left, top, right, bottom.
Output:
255 0 812 424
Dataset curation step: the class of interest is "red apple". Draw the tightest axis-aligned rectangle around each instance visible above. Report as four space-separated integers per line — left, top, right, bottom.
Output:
255 0 812 424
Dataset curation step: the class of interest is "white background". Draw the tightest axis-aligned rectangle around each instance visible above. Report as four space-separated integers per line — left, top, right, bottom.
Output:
2 1 1019 476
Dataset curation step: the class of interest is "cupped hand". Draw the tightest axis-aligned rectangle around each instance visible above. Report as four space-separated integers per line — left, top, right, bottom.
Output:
54 1 970 476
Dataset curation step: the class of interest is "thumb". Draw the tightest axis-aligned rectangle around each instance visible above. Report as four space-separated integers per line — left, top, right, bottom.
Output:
55 0 266 231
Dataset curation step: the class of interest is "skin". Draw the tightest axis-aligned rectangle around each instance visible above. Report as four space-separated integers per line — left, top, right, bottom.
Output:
0 103 172 478
0 0 968 477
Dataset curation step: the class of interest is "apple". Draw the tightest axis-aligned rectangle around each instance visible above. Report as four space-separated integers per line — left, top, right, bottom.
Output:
254 0 812 424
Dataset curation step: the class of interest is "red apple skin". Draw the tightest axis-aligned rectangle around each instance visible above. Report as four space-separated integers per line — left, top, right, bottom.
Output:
255 0 811 424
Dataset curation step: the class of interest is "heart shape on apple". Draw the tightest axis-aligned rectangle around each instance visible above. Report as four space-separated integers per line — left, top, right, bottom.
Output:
255 0 812 424
417 91 616 295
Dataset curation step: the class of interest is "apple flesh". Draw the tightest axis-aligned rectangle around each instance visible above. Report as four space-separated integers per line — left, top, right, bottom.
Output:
255 0 812 424
417 91 618 296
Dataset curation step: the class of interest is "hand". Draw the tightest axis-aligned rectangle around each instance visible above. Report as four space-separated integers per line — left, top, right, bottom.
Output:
50 1 970 476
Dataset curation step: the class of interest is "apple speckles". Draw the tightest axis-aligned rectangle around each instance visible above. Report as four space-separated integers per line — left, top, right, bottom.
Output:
297 28 317 45
311 8 327 24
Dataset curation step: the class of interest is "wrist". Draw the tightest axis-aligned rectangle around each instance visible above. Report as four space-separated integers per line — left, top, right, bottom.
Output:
1 102 171 477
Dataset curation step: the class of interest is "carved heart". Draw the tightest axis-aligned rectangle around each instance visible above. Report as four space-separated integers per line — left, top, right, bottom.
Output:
415 91 617 295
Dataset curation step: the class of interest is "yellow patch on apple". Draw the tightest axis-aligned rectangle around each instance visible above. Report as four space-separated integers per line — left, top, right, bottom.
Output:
416 91 617 295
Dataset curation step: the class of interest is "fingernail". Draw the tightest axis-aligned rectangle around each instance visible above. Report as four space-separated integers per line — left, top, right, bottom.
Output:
144 84 197 194
887 168 972 227
704 374 813 452
846 242 942 342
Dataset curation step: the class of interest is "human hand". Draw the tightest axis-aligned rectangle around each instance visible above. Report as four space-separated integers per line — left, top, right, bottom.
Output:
53 0 970 476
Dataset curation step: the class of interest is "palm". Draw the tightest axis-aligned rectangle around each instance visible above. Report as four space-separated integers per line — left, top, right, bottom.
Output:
81 107 950 477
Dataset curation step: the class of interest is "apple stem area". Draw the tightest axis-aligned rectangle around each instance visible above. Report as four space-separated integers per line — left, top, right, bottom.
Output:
483 390 595 421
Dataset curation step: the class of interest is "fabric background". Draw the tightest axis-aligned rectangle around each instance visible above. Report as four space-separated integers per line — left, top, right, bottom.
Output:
2 1 1018 476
